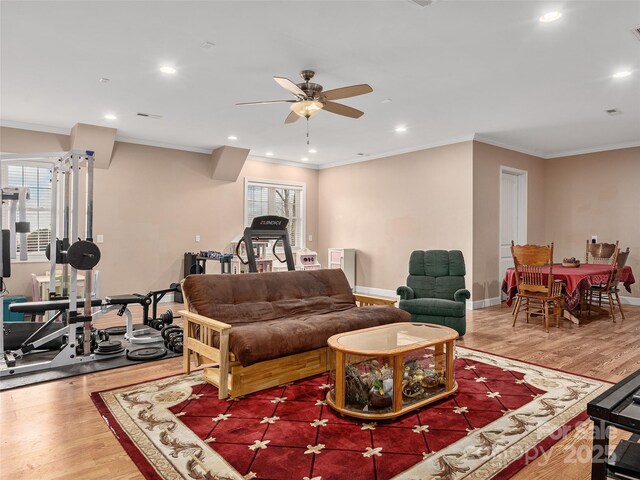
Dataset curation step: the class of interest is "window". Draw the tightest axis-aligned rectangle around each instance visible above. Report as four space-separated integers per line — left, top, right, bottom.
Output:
2 164 52 259
244 178 305 249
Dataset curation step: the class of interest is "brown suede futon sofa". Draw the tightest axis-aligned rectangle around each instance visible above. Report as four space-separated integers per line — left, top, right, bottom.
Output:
180 269 410 398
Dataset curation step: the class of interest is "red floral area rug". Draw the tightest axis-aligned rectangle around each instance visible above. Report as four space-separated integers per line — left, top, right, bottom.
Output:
91 347 609 480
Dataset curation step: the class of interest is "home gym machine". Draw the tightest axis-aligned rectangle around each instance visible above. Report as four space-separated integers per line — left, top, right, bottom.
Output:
0 151 165 377
2 187 30 261
235 215 295 272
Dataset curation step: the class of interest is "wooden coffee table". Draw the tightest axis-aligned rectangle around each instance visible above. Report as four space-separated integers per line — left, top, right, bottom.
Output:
326 322 458 419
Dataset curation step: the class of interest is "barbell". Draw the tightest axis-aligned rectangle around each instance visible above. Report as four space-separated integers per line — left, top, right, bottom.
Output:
45 238 101 270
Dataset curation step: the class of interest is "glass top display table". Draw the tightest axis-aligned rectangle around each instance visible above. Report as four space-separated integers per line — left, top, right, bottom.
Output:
326 322 458 420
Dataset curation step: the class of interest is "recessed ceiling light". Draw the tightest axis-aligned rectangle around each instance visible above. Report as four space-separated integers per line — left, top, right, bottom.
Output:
539 11 562 23
301 157 309 162
308 148 317 154
265 152 274 157
103 114 117 120
227 135 237 140
613 70 631 79
200 41 216 49
395 126 407 133
99 77 110 84
159 66 177 74
381 98 392 104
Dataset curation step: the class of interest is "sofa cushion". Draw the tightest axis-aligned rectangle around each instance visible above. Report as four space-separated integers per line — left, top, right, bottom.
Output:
399 298 465 318
226 305 410 366
184 269 356 325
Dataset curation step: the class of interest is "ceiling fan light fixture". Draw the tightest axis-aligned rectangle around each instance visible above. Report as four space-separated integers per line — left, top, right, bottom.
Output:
291 100 324 118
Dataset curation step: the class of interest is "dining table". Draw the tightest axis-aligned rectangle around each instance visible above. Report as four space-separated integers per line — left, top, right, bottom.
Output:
501 264 635 324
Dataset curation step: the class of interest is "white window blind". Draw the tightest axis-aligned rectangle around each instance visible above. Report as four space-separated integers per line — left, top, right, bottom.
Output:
3 164 52 257
245 179 304 249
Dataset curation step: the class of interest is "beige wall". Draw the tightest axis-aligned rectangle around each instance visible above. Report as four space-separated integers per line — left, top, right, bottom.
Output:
472 141 547 301
2 125 637 305
544 147 640 299
318 141 474 296
1 127 319 298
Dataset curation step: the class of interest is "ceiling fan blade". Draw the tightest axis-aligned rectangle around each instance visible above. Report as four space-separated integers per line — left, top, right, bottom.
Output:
321 84 372 101
322 101 364 119
236 100 296 106
274 77 306 97
285 110 300 124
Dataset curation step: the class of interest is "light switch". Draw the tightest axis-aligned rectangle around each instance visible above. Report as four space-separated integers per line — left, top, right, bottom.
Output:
308 234 313 242
195 235 201 242
96 234 104 244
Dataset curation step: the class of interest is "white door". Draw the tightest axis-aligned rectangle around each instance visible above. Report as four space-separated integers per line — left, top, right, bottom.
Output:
499 169 527 299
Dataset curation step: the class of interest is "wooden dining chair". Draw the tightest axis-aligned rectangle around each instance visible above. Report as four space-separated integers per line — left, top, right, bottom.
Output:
511 241 565 333
587 247 628 321
581 240 619 313
585 241 618 264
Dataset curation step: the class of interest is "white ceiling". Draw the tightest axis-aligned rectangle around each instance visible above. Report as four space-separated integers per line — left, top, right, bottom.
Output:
1 1 639 168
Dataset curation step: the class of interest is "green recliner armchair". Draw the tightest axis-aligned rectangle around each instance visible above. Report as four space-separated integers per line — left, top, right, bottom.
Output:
396 250 470 336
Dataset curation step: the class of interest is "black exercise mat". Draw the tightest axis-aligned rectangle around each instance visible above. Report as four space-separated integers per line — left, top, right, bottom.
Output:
0 331 180 391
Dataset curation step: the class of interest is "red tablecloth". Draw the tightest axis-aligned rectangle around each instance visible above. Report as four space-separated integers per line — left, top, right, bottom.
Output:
501 264 635 311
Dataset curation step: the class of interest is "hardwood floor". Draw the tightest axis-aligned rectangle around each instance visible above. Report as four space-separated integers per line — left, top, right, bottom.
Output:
1 301 638 479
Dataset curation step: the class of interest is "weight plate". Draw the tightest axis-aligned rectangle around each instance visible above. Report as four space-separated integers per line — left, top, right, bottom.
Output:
97 343 123 351
95 346 124 355
126 347 167 361
169 334 183 351
166 330 182 343
67 240 101 270
96 340 123 349
96 340 124 355
161 325 181 340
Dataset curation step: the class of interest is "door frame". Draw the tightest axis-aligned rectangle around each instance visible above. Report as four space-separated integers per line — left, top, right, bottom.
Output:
499 166 527 298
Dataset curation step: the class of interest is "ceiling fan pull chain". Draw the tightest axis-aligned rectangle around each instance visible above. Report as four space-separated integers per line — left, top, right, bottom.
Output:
306 117 310 145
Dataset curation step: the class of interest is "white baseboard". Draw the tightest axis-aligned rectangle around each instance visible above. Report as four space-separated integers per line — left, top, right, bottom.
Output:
467 295 640 307
620 296 640 306
468 296 502 310
158 292 175 304
354 286 504 311
354 286 398 299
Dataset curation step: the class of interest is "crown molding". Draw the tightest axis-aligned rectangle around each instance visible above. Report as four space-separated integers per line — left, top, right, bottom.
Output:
248 155 320 170
0 119 70 135
473 134 640 159
318 134 476 170
114 135 213 154
472 135 546 158
544 140 640 159
3 119 637 166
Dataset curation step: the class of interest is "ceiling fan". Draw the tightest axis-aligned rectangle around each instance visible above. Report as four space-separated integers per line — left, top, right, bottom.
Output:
237 70 373 124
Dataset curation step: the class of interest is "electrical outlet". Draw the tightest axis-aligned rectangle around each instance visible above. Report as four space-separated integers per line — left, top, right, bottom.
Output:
591 235 598 243
96 234 104 244
195 235 200 242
